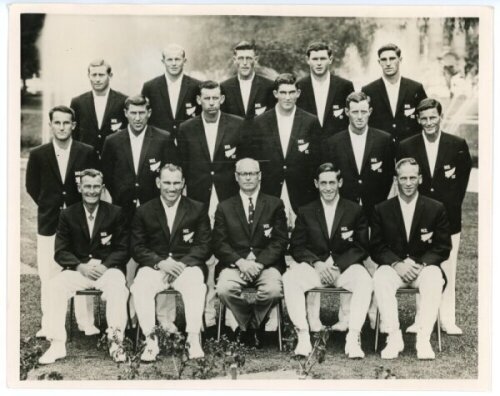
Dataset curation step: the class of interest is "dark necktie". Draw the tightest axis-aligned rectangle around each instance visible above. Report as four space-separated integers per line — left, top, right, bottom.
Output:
248 197 255 225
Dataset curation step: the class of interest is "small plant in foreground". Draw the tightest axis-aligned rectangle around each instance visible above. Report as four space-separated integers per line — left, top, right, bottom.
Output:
20 337 45 380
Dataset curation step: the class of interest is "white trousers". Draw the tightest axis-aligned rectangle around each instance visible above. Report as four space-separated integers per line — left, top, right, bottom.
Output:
373 265 443 335
37 234 93 331
131 266 206 336
283 263 373 332
45 268 129 343
439 232 461 326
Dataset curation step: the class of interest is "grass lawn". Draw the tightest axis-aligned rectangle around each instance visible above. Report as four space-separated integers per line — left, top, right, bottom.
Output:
20 191 478 381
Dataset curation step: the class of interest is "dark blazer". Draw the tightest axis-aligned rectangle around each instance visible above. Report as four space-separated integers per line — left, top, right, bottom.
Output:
370 195 451 267
397 132 472 234
290 198 369 273
141 74 201 139
100 126 178 223
54 201 129 273
212 192 288 277
70 89 128 157
220 74 276 119
321 127 395 219
25 141 99 236
362 77 427 142
177 112 245 204
296 73 355 139
131 196 211 280
250 107 322 211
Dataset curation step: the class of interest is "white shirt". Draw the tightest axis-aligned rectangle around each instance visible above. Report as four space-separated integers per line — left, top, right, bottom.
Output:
311 73 330 126
202 112 220 161
240 188 260 223
84 204 99 238
422 131 441 178
53 139 73 182
165 73 183 117
275 107 296 156
238 73 254 115
348 126 368 174
160 195 181 230
321 194 339 238
128 126 146 174
398 193 419 241
93 89 110 129
382 76 401 117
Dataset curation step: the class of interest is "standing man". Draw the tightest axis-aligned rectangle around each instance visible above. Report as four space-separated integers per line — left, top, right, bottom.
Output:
251 73 322 225
26 105 99 338
362 43 427 143
130 164 211 361
297 41 354 139
70 59 128 158
38 169 130 364
177 80 246 330
142 44 201 140
213 158 288 345
398 98 472 335
371 158 451 360
283 163 372 358
220 41 275 119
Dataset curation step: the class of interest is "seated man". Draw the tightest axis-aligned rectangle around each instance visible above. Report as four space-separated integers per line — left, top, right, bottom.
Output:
371 158 451 360
130 164 211 361
39 169 130 364
213 158 288 345
284 163 372 358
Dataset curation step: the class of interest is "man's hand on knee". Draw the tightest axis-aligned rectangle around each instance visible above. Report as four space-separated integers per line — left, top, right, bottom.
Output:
77 259 104 281
157 258 186 281
314 261 339 285
236 259 263 281
393 259 423 283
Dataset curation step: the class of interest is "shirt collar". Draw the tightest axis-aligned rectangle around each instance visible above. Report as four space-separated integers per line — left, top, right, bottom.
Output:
128 125 147 138
52 138 73 152
348 125 369 136
398 192 419 207
238 72 255 83
239 187 260 205
83 203 99 219
165 73 184 85
160 195 181 213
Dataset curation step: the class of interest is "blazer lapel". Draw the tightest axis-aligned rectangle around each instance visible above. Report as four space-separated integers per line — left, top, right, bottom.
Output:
91 204 106 241
122 132 136 175
86 92 99 131
154 199 171 241
175 76 189 119
160 75 174 120
233 197 250 238
250 193 266 237
315 201 329 242
302 76 316 112
78 203 91 242
198 118 212 161
138 127 152 174
409 196 424 243
360 128 375 173
99 90 115 132
170 198 187 242
286 111 302 159
324 73 338 125
65 142 80 184
214 114 226 159
247 77 260 116
416 135 432 182
47 144 63 184
395 78 407 118
344 132 360 177
433 133 448 178
330 198 345 240
269 110 284 160
377 78 393 118
232 78 246 116
394 198 408 246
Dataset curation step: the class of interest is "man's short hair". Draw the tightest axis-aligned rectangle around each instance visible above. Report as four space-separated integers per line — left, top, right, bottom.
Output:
346 91 371 109
273 73 297 91
235 157 260 172
161 44 186 59
233 40 256 54
377 43 402 58
199 80 220 92
124 95 151 110
49 105 75 122
80 169 104 182
159 163 184 178
87 59 112 75
395 157 421 175
315 162 342 181
416 98 443 116
306 41 333 57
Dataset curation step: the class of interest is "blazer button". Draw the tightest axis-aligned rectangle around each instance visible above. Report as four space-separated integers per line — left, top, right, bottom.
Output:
135 182 139 187
62 191 66 195
392 124 396 128
283 165 287 170
210 171 215 176
358 180 362 184
173 125 177 129
169 253 173 257
430 187 434 192
133 199 137 203
89 254 93 258
98 134 102 138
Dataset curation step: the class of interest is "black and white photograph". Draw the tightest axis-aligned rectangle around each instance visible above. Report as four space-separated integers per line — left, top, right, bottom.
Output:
8 3 492 389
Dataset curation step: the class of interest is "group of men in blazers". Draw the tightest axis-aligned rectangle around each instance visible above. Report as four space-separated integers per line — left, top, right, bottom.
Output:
25 38 472 365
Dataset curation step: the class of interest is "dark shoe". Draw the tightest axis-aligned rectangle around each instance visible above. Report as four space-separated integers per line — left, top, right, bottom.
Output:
202 325 218 341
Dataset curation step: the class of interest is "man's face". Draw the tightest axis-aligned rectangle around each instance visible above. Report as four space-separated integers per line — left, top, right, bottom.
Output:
378 50 401 78
417 107 442 137
197 87 224 116
235 161 261 194
88 65 111 93
162 48 186 78
346 100 372 130
156 169 185 205
233 49 257 79
124 104 151 133
79 175 104 206
50 111 75 142
396 163 422 199
307 50 332 77
314 171 342 203
274 83 300 112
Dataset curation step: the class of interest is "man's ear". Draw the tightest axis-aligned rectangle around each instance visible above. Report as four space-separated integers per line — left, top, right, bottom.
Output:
156 177 161 190
196 95 202 106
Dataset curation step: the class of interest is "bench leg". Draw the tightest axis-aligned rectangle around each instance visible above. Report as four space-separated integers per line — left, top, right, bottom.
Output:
69 297 74 342
437 310 442 352
374 310 380 352
217 301 224 341
277 301 283 351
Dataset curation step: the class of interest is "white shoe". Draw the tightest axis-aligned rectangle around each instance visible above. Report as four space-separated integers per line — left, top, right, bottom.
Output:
345 331 365 359
416 335 435 360
109 341 127 363
36 329 47 338
39 342 66 364
381 330 404 359
78 324 100 336
187 333 204 359
141 336 159 362
331 322 348 332
160 321 179 334
294 331 312 356
441 323 463 335
406 323 418 334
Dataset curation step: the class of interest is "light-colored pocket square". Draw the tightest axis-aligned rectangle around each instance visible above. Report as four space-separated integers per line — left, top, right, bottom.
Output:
404 108 415 116
421 231 433 242
150 161 161 172
225 147 236 158
110 122 122 131
341 230 353 240
298 142 310 152
101 234 112 245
